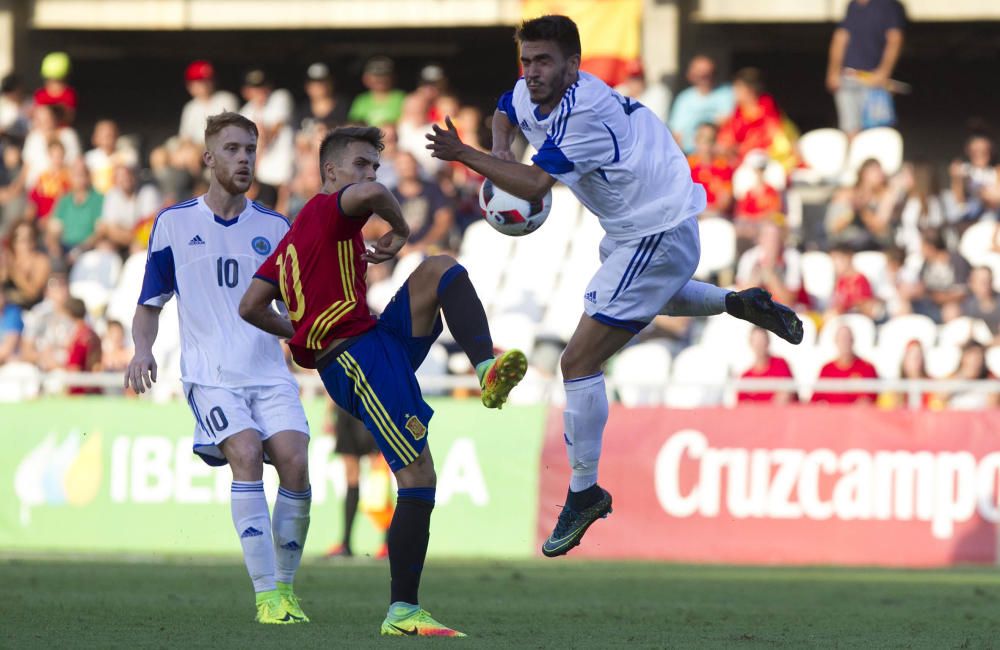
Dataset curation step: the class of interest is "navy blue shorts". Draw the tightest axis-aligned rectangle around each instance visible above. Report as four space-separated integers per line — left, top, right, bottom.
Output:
318 282 442 472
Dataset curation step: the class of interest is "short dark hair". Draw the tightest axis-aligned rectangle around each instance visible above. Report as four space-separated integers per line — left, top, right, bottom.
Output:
204 111 258 145
318 126 385 176
733 67 765 96
516 15 581 59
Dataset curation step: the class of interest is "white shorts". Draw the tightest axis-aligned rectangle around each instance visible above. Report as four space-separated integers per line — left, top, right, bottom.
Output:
584 216 700 332
183 382 310 466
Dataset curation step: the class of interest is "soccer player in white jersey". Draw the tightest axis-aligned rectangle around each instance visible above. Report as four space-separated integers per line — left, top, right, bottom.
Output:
427 15 803 557
125 112 312 623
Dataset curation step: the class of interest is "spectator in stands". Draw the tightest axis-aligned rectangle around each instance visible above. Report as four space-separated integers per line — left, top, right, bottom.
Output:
941 341 998 409
99 319 131 372
614 60 671 124
18 271 73 370
736 220 803 309
734 152 782 247
22 103 80 189
826 158 894 251
444 106 488 234
0 73 30 139
413 64 449 124
83 119 119 194
178 61 238 146
97 162 161 255
717 68 797 170
961 266 1000 337
64 296 102 394
398 94 443 176
348 56 406 126
47 159 103 260
904 229 969 323
294 62 349 133
826 0 905 136
387 151 454 253
948 133 999 225
1 220 52 310
879 339 931 409
892 161 945 260
34 52 78 125
28 139 71 220
828 244 880 319
240 69 295 206
812 325 879 404
669 55 734 154
0 287 22 365
150 138 199 206
737 326 796 404
687 122 733 218
283 122 325 218
0 136 26 239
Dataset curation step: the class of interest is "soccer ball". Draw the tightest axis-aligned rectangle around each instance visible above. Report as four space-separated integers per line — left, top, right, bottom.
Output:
478 179 552 236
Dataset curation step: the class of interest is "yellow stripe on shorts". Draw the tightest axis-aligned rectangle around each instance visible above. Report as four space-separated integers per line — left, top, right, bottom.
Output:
336 355 417 463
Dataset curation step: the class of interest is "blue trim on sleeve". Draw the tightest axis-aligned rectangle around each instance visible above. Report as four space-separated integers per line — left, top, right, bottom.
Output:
532 136 574 175
591 312 648 334
252 201 291 226
497 90 518 127
603 123 620 163
146 198 198 253
138 245 177 304
554 83 578 145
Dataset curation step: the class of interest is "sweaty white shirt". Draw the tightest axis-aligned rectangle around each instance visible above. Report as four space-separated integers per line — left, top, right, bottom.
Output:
498 71 705 240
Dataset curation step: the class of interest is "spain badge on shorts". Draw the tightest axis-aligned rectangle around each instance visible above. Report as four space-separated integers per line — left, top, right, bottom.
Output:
405 415 427 440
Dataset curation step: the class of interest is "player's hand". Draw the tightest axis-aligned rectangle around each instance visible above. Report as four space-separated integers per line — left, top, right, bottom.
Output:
491 149 516 162
425 116 465 162
364 230 407 264
124 351 157 394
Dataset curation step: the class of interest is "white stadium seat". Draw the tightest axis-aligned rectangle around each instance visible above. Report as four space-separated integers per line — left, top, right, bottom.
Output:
817 313 877 358
699 316 753 366
0 362 42 402
769 315 817 361
844 127 903 183
938 317 993 348
732 158 787 200
958 221 997 267
986 346 1000 378
610 341 672 406
800 251 835 310
851 251 888 292
792 128 849 185
664 345 729 408
694 217 736 280
877 314 938 363
925 345 962 379
415 343 449 396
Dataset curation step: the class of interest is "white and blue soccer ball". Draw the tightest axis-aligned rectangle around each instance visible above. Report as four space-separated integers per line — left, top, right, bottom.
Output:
478 179 552 237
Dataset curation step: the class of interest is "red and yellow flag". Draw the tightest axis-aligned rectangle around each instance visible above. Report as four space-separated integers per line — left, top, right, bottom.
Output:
521 0 642 87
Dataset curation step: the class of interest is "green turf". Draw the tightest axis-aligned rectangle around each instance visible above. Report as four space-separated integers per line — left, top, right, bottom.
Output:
5 558 1000 648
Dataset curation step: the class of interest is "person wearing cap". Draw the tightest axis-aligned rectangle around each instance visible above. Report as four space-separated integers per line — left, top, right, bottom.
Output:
293 62 349 133
348 56 406 126
179 60 239 145
613 60 671 124
412 64 448 123
34 52 78 125
240 68 295 206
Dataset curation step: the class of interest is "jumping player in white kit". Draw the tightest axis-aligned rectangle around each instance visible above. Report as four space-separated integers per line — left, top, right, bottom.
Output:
427 15 803 557
125 112 312 623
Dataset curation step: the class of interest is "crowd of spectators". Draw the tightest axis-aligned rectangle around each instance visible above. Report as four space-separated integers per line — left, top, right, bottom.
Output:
0 0 998 408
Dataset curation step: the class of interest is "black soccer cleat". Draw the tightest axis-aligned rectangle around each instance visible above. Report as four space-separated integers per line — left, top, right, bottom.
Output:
728 288 804 345
541 487 613 558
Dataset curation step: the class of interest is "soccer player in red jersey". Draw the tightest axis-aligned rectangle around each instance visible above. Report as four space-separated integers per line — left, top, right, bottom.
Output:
239 126 526 637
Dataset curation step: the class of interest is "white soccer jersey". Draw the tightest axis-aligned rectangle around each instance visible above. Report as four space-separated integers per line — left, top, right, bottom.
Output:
499 71 706 239
138 196 296 388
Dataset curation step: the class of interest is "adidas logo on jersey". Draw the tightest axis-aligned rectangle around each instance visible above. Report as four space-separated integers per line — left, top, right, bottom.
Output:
188 235 205 246
519 118 532 132
584 291 597 304
241 527 264 538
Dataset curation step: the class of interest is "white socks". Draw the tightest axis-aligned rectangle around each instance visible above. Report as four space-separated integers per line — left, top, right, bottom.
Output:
272 486 311 584
563 373 608 492
231 481 276 593
661 280 729 317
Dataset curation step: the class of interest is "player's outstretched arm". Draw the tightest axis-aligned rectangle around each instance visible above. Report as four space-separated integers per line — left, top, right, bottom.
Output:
426 116 556 201
239 279 296 339
491 109 517 161
340 182 410 264
125 304 161 394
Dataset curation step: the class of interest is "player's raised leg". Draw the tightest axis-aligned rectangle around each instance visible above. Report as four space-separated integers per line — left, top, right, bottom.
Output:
219 430 291 624
405 254 527 408
264 429 312 622
660 280 803 344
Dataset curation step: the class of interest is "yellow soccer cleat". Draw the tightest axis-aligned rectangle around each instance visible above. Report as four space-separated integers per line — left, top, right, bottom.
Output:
277 582 310 623
480 349 527 409
255 590 299 624
380 609 467 637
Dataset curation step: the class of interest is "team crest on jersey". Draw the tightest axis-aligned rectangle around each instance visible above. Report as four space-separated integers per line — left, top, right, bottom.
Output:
251 236 271 255
405 415 427 440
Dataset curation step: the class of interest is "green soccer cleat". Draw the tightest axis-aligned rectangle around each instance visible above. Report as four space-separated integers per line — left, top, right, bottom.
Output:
480 349 528 409
541 487 613 558
255 590 299 624
277 582 309 623
380 609 467 637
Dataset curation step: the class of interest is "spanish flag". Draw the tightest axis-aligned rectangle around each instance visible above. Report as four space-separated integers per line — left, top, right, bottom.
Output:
521 0 642 87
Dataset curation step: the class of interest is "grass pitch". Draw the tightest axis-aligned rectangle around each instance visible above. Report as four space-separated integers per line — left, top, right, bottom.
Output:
5 558 1000 648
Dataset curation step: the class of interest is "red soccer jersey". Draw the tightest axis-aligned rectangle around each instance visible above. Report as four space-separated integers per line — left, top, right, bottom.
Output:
811 357 878 404
255 190 376 368
832 272 874 314
737 356 795 403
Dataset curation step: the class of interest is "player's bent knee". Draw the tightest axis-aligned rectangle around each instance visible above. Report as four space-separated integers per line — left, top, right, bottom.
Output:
414 254 458 286
221 433 264 476
560 345 602 379
395 453 436 489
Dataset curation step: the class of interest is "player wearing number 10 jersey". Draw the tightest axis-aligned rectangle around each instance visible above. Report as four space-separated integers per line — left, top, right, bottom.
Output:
126 112 312 625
